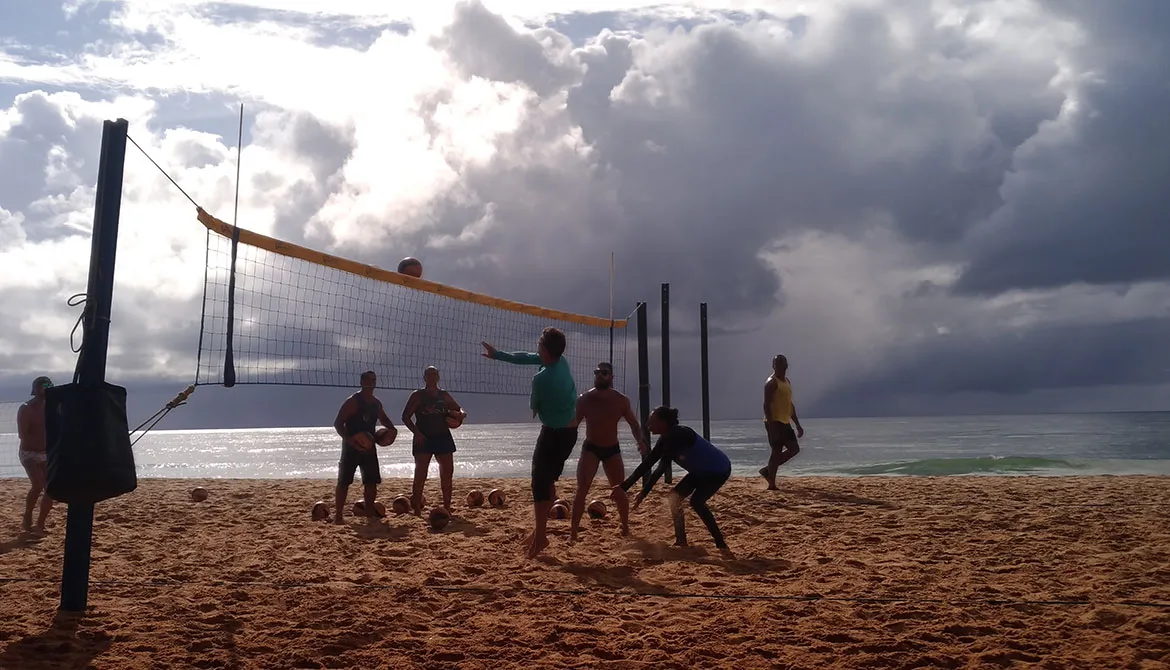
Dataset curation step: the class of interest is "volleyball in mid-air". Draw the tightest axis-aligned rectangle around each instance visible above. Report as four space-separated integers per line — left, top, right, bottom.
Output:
398 257 422 278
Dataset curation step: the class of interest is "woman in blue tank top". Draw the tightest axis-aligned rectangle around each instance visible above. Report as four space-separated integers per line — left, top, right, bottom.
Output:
618 405 732 552
401 366 467 513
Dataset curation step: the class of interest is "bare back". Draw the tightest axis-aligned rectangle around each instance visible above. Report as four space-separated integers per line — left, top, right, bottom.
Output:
576 388 632 446
17 400 46 453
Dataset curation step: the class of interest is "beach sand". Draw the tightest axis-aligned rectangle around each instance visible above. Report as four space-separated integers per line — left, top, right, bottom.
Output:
1 474 1168 669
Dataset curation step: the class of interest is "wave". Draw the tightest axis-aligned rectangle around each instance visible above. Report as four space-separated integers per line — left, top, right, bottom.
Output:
823 456 1090 477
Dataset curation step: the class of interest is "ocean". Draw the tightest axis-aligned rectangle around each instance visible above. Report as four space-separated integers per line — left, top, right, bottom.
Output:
3 412 1170 480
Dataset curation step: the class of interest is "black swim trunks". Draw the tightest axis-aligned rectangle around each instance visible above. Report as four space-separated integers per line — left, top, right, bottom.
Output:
531 425 578 502
583 441 621 461
338 443 381 486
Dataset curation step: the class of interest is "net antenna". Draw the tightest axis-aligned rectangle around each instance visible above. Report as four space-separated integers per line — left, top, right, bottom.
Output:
609 251 616 367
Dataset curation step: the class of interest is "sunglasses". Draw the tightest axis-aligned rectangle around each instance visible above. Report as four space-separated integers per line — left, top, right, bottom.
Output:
594 369 612 375
40 381 53 388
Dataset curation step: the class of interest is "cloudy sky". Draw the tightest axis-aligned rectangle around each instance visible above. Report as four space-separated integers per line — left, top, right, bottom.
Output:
1 0 1169 428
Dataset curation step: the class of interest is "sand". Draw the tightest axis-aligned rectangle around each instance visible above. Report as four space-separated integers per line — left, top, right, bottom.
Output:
1 474 1168 669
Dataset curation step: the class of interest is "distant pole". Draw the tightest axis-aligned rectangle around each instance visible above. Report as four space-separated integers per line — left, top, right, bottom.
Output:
61 118 128 612
661 283 671 484
700 302 710 440
608 252 615 365
636 302 651 488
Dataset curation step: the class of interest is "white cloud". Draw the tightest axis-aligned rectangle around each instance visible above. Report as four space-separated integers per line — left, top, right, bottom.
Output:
1 0 1167 418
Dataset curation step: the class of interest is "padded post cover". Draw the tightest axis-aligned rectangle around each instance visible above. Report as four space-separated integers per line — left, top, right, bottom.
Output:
44 382 138 504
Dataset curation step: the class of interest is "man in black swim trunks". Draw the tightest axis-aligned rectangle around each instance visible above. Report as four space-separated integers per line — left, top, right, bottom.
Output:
568 362 647 541
333 370 397 524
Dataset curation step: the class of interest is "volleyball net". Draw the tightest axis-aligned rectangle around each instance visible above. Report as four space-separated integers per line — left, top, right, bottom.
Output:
193 209 632 397
0 400 20 478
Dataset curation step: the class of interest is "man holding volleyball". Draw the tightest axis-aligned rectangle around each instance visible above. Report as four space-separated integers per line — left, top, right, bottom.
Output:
333 370 397 524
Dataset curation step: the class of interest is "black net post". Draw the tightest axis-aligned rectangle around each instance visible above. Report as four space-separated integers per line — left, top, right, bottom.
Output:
60 118 128 613
636 302 651 488
700 302 710 441
661 283 671 484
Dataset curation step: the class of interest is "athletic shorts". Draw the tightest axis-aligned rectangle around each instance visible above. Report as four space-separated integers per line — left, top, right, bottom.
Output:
413 432 457 456
338 445 381 487
582 441 621 461
531 425 578 503
766 421 799 448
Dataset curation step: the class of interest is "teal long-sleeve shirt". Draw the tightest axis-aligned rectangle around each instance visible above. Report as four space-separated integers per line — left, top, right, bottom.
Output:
491 351 577 428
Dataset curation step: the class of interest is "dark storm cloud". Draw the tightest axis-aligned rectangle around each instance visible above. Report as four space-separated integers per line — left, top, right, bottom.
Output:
815 316 1170 416
365 1 1070 326
953 1 1170 296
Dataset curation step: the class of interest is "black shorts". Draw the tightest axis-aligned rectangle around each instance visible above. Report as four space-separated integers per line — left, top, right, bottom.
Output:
531 425 578 503
338 445 381 487
413 432 457 456
583 441 621 461
766 421 799 449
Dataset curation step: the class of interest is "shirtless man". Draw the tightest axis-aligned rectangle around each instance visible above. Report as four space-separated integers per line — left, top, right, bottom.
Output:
569 362 647 541
17 376 55 532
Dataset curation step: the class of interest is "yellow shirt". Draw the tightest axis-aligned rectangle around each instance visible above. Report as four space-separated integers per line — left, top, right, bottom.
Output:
766 375 793 424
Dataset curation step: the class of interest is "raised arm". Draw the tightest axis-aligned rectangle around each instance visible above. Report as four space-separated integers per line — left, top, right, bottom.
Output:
481 341 542 365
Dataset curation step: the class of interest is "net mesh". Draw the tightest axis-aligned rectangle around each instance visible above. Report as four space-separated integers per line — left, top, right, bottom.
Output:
194 210 630 395
0 400 22 479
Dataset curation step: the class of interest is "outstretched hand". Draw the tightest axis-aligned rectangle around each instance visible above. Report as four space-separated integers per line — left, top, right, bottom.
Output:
480 341 496 358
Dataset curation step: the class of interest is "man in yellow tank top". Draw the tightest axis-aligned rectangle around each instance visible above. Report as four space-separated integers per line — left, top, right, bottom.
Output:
760 354 804 490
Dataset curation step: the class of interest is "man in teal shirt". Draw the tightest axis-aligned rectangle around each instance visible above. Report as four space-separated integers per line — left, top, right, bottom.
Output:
481 327 578 558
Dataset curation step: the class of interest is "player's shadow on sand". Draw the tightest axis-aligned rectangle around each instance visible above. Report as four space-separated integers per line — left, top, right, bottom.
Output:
351 521 411 541
628 538 793 575
780 485 895 509
437 517 488 538
561 562 673 595
0 532 44 555
0 611 111 669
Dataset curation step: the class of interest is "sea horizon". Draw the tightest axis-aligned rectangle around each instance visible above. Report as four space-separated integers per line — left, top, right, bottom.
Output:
4 412 1170 480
